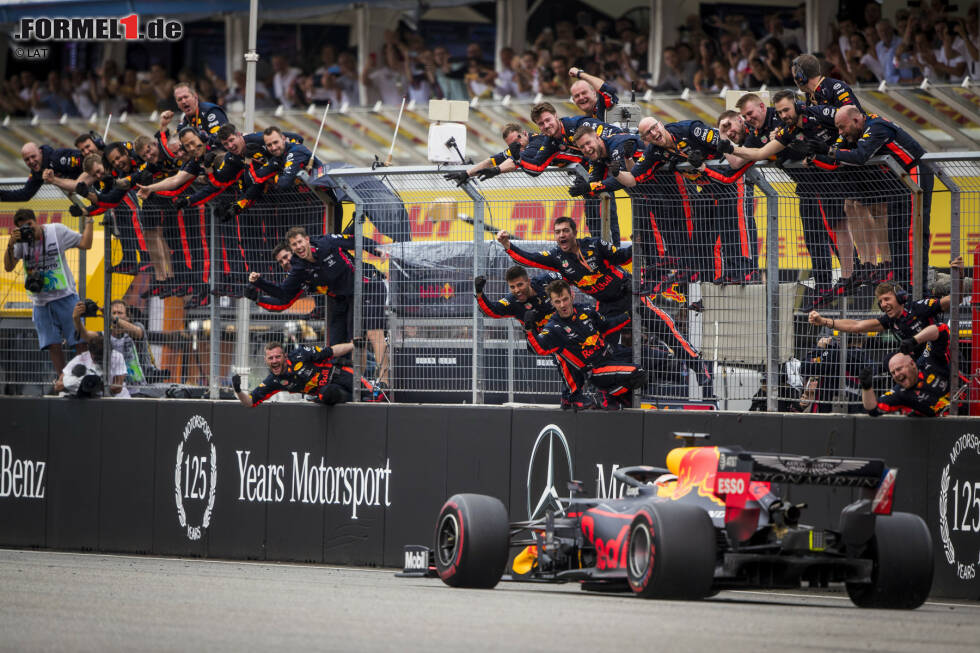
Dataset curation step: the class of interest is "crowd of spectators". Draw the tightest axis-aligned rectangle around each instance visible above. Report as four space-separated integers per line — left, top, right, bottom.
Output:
0 1 979 118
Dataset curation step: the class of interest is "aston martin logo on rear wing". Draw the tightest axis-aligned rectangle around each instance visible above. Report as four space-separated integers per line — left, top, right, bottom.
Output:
720 452 889 488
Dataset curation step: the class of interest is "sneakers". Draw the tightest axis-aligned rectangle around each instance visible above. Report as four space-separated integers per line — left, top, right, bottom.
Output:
561 393 596 411
594 390 621 411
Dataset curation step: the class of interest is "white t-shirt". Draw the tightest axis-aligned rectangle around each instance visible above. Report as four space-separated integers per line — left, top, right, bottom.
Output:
62 350 130 398
12 222 81 306
273 67 301 106
368 67 405 106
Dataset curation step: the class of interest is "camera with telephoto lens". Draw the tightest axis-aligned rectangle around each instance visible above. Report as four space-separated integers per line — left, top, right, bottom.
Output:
24 268 44 293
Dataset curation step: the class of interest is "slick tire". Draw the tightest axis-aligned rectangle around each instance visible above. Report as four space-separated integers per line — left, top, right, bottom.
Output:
626 502 716 599
434 493 509 589
846 511 934 609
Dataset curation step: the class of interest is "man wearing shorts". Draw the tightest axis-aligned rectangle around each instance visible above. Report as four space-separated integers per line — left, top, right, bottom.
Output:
4 208 94 380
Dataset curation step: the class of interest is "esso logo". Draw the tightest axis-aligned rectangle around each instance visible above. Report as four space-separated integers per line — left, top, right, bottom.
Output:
717 476 746 495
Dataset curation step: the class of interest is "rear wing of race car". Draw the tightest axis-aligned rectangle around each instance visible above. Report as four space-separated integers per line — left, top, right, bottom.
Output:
714 451 897 515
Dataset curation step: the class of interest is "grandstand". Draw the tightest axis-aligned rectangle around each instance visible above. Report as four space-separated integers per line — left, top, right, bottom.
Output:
0 0 977 415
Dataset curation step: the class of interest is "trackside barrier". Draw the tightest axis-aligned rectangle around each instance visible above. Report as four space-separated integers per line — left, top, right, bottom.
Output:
0 397 978 600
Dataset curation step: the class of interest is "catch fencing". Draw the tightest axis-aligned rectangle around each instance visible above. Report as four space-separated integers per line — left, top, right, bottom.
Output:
0 153 975 414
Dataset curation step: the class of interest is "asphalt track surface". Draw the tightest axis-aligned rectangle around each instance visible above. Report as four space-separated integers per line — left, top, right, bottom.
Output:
2 549 979 652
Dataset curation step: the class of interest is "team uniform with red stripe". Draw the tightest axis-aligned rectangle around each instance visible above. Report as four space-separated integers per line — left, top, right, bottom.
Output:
475 271 587 404
806 77 864 113
83 165 146 274
774 103 840 294
247 344 355 406
813 114 931 287
589 82 619 122
526 303 642 407
250 234 387 345
176 101 229 147
0 145 82 202
876 297 945 363
520 118 624 244
575 132 644 246
870 326 950 417
504 237 632 341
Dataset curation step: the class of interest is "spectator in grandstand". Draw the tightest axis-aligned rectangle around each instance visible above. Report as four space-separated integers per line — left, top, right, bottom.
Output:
54 333 129 398
432 46 468 101
71 299 153 387
0 141 83 202
846 32 885 82
761 12 803 51
465 57 496 99
732 32 759 88
364 37 410 106
233 341 356 407
271 54 302 108
861 324 951 417
875 19 905 83
4 207 93 380
745 57 777 88
247 226 389 385
654 47 695 92
762 38 794 85
474 266 594 409
525 279 644 410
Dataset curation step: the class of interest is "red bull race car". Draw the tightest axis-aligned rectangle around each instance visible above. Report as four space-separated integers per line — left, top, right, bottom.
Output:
400 444 934 609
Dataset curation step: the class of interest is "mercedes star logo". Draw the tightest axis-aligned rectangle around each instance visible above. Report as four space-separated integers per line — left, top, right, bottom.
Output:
527 424 573 520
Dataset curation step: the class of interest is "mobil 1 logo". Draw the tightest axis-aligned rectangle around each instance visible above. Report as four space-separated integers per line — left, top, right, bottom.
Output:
174 415 217 541
939 433 980 581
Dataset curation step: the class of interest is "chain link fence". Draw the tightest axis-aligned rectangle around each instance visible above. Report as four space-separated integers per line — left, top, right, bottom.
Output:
1 153 976 414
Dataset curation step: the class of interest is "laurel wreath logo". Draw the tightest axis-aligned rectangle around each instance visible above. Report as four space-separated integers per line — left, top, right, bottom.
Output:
174 415 217 541
940 463 954 564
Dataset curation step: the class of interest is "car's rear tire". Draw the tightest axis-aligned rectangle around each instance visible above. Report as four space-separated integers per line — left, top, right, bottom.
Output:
846 511 934 609
433 493 509 589
626 502 716 599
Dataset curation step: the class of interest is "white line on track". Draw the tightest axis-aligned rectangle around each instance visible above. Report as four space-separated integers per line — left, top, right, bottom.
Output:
1 548 391 573
726 589 980 609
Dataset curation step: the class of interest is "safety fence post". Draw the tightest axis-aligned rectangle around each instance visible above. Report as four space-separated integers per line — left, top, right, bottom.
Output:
460 180 487 405
931 163 961 413
746 167 780 412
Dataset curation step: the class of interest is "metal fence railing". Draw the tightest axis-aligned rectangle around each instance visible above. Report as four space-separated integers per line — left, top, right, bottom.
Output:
1 152 975 414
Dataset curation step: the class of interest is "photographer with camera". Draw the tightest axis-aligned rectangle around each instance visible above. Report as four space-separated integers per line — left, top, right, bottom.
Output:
4 207 93 380
53 333 129 398
72 298 151 386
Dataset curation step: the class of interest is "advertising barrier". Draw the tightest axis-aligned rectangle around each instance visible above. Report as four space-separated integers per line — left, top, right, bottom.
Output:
0 396 977 600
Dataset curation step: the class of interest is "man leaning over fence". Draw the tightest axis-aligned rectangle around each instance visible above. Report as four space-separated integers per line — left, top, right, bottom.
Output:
475 265 593 410
5 207 93 383
496 216 632 344
525 280 644 411
809 257 962 364
811 105 932 290
860 324 951 417
247 226 389 386
234 341 356 407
